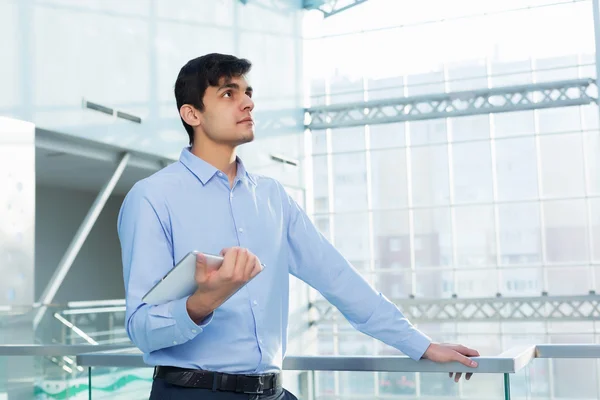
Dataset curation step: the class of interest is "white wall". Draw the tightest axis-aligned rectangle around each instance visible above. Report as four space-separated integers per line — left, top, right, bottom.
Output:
35 185 125 303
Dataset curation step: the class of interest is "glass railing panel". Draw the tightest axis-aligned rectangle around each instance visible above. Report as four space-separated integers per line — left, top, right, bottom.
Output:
551 358 599 399
88 366 153 399
0 302 131 346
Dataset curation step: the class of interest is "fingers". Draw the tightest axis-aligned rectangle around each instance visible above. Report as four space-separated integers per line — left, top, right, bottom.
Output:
243 252 256 280
220 247 239 276
250 258 263 279
456 345 480 357
466 372 473 380
194 253 209 284
454 352 478 368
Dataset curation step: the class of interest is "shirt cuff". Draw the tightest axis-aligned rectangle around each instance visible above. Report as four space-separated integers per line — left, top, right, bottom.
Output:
401 329 432 361
170 296 214 341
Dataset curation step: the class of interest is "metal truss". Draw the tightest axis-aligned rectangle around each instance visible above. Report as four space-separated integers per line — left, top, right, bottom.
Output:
306 78 598 130
238 0 368 17
310 294 600 323
303 0 369 17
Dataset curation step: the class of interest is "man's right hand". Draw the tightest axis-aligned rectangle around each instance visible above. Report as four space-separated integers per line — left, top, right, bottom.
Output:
186 247 263 323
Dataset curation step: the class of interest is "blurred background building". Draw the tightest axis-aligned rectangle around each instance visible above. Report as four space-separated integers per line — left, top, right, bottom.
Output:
1 0 600 398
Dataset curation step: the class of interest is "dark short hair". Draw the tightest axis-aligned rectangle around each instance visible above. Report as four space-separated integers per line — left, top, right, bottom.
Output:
174 53 252 145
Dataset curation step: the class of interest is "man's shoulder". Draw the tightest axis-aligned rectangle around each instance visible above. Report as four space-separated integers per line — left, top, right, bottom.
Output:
248 172 287 193
126 162 185 203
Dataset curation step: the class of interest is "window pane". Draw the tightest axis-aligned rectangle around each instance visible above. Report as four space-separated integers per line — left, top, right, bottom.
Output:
535 55 579 82
406 71 445 96
547 267 590 295
581 104 599 131
494 111 535 137
373 210 410 269
411 145 450 206
379 372 416 396
544 200 589 264
333 213 370 261
500 267 543 296
451 115 490 142
496 137 539 201
332 153 368 212
311 129 327 154
592 199 600 263
537 106 582 134
447 62 487 92
490 60 532 87
498 203 542 265
584 131 600 195
312 155 330 213
455 205 496 267
329 77 363 105
339 371 375 395
413 208 452 268
415 269 453 298
373 270 412 300
314 216 331 241
331 126 365 153
367 76 404 101
455 269 498 297
540 133 585 198
370 148 408 209
453 141 493 203
369 122 405 150
409 119 447 146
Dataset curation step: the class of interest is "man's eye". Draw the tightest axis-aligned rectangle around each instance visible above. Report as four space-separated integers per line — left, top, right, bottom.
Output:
223 92 232 98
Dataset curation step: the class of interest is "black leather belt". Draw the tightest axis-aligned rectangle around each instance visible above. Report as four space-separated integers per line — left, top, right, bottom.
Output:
154 366 281 394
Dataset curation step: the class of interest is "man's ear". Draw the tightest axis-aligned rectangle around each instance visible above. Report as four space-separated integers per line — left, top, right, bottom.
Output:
180 104 202 129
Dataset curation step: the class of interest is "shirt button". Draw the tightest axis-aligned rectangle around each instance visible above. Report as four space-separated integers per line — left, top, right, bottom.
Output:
259 339 263 344
191 329 197 334
238 228 244 233
173 341 178 345
253 300 258 306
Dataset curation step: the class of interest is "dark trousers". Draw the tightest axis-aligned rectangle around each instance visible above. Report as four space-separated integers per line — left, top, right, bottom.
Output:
149 378 299 400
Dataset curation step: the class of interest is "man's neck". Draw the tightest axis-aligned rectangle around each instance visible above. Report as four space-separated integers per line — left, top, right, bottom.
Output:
190 142 238 185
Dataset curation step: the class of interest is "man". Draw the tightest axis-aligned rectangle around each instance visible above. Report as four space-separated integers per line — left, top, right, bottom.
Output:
118 53 479 400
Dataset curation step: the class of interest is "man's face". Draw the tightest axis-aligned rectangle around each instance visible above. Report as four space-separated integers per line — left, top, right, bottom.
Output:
198 75 255 147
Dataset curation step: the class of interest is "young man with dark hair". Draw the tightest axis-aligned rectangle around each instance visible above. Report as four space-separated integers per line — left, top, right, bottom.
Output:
118 53 480 400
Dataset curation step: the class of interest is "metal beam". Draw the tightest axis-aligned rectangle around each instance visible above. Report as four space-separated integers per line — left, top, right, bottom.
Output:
594 0 600 108
311 294 600 323
33 153 131 329
306 78 598 130
303 0 368 18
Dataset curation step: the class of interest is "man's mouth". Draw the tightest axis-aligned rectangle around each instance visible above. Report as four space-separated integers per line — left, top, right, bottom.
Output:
238 117 253 124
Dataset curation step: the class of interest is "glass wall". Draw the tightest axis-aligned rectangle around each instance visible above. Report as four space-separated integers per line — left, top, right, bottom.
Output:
303 0 600 397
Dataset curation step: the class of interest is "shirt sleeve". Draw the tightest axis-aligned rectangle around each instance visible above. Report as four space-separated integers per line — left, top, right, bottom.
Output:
283 190 431 361
118 183 213 354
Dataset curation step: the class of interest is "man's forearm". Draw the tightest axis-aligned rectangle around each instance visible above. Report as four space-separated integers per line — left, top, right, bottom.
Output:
126 297 210 353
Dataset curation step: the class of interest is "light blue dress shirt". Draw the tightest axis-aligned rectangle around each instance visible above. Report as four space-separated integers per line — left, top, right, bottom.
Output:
118 147 431 374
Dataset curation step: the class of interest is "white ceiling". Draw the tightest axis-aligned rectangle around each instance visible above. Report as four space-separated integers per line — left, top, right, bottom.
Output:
35 128 173 196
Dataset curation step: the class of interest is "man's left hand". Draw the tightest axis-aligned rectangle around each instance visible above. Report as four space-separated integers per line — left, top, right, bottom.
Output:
422 342 480 382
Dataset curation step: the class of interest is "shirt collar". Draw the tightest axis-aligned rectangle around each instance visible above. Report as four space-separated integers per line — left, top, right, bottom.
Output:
179 147 256 186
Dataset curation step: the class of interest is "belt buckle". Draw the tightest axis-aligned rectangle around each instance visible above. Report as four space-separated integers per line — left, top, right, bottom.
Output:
240 374 264 394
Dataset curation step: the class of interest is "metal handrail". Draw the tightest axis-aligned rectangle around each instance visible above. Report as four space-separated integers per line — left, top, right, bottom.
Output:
70 344 600 374
0 344 131 356
2 344 598 375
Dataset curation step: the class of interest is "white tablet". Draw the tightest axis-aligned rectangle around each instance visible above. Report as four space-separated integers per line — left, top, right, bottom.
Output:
142 251 224 305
